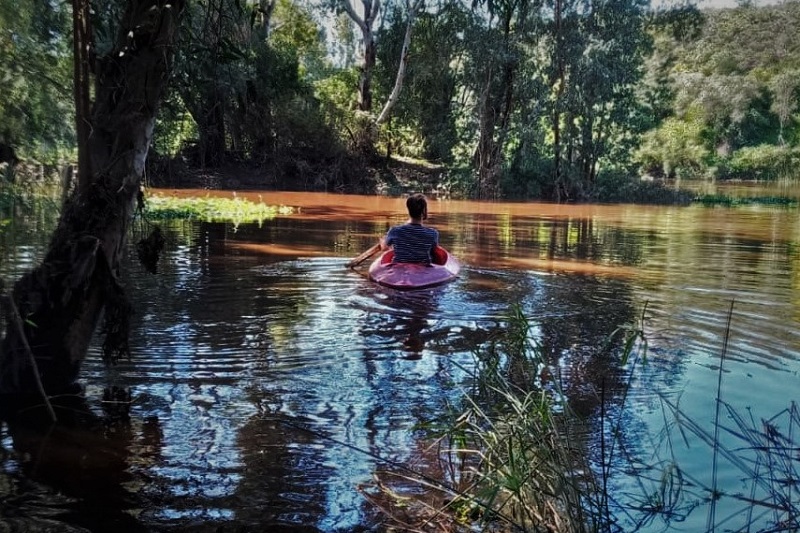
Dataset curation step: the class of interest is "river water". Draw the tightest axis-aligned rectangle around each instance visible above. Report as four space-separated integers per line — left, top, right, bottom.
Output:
1 190 799 532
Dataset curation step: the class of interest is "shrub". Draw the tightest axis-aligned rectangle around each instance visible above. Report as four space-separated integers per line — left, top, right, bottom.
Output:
725 144 800 181
593 170 694 205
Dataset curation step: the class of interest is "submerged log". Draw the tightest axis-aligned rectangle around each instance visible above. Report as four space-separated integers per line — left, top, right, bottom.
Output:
0 0 184 399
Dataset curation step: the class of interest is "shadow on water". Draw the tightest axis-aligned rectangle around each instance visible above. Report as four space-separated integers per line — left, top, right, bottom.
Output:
0 391 159 532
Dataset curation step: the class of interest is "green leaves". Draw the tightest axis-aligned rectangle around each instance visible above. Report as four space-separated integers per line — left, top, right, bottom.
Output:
0 0 74 161
142 193 295 224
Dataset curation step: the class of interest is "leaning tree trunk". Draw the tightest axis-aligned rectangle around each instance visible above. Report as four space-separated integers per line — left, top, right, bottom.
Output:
0 0 184 398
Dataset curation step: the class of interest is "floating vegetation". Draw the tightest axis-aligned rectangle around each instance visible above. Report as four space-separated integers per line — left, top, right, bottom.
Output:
143 193 295 224
693 194 799 207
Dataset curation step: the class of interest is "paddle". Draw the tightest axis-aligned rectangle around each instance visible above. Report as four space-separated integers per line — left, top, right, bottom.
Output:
346 243 381 269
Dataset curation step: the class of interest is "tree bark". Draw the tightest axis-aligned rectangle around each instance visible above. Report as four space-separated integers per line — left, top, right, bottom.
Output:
551 0 568 202
71 0 93 192
475 67 501 199
0 0 184 398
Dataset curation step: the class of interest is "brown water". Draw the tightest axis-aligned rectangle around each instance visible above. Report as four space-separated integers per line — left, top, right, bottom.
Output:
1 190 799 532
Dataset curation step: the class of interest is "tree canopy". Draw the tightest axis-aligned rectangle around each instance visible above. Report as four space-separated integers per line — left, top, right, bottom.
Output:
1 0 799 200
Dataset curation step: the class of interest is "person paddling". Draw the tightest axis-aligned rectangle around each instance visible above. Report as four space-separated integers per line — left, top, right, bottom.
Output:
380 193 441 264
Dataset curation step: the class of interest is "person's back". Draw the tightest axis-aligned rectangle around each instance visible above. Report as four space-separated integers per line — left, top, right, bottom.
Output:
382 193 440 264
386 223 439 264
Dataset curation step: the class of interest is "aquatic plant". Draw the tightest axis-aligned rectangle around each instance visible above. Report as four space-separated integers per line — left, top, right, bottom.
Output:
362 303 632 532
693 194 799 207
365 301 800 532
608 303 800 533
142 193 294 225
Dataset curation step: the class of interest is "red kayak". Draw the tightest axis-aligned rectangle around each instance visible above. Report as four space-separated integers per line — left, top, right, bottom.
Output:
368 247 461 290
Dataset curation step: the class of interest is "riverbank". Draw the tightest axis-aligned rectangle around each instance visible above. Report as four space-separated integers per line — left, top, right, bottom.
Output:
144 154 448 198
5 158 800 207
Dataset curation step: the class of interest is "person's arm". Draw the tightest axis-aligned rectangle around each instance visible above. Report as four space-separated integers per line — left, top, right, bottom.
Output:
381 227 396 250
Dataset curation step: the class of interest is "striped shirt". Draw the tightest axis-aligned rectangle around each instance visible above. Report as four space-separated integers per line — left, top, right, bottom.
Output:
386 224 439 264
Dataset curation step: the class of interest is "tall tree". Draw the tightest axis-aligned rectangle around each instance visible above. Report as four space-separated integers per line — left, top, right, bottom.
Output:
470 0 536 199
341 0 382 112
375 0 423 125
0 0 184 398
558 0 650 197
172 0 240 167
373 4 466 162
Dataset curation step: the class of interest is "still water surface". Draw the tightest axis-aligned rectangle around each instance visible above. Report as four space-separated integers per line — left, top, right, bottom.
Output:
1 190 799 532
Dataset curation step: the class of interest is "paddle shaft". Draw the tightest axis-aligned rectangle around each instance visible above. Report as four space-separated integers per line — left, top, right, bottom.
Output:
346 243 381 268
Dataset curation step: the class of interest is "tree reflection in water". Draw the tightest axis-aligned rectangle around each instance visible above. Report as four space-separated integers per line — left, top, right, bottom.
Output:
0 389 161 532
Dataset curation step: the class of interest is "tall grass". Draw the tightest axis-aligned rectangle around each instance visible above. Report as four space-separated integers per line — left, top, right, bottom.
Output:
364 303 799 533
440 304 594 532
363 304 642 532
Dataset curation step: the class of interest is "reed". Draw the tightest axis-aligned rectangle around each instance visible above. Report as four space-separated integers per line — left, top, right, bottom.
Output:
596 302 800 532
364 303 638 532
366 302 799 532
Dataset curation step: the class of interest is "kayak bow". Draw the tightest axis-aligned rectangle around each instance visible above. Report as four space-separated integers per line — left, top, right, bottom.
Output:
367 247 460 290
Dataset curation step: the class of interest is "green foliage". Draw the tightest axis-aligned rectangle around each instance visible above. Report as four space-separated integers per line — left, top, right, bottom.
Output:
153 92 198 157
7 0 800 200
640 2 800 181
635 114 710 179
143 193 294 225
501 153 550 200
725 144 800 180
161 0 342 173
374 8 465 162
0 0 74 162
593 170 695 205
313 68 363 152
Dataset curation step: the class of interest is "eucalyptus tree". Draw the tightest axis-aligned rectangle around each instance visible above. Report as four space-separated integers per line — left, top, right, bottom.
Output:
463 0 541 199
338 0 383 112
169 0 249 167
374 0 424 124
231 0 330 162
541 0 650 200
327 0 430 157
372 1 467 161
0 0 184 399
460 0 649 200
163 0 330 169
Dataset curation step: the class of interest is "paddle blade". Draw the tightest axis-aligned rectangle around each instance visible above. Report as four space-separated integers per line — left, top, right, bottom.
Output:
346 243 381 268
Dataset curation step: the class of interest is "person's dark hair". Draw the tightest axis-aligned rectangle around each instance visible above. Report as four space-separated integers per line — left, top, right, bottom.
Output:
406 193 428 220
